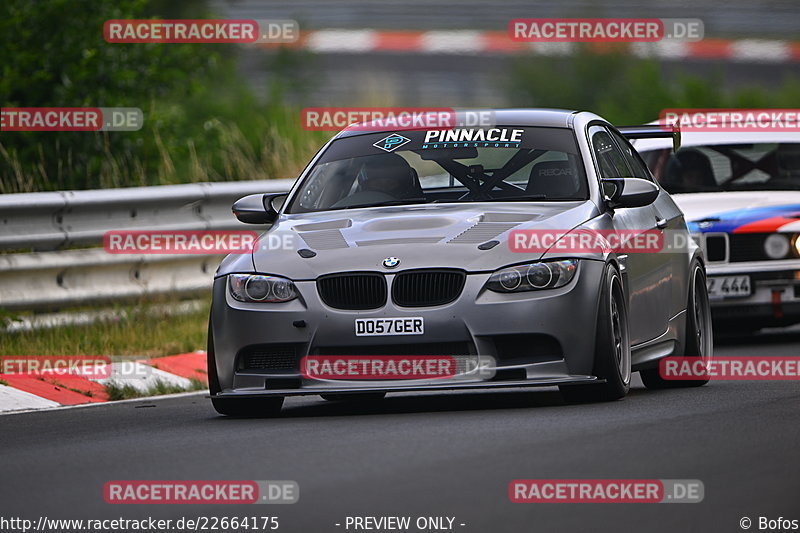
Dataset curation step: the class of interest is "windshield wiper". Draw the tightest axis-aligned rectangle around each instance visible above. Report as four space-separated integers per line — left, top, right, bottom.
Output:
434 194 548 203
341 198 429 209
484 195 548 201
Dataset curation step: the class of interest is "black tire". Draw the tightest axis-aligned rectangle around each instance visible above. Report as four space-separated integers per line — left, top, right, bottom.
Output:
206 318 221 396
712 321 761 337
321 392 387 402
207 318 285 417
560 263 631 403
641 262 713 389
211 396 284 417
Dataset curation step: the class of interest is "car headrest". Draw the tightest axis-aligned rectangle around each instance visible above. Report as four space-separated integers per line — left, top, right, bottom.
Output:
360 153 421 197
363 153 410 175
665 148 716 188
527 160 580 198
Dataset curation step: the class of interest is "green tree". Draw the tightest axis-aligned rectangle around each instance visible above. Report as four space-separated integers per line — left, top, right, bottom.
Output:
507 46 800 125
0 0 233 191
0 0 324 193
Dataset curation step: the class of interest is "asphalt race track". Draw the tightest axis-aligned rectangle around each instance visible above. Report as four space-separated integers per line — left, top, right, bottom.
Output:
2 331 798 533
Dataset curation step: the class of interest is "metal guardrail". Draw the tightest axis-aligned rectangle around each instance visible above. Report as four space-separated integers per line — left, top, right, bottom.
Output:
0 180 295 251
211 0 800 37
0 180 294 311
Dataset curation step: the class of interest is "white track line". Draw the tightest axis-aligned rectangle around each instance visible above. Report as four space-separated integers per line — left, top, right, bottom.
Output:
0 390 209 417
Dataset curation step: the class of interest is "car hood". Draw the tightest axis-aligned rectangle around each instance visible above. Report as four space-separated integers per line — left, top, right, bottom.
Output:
233 202 599 279
671 191 800 233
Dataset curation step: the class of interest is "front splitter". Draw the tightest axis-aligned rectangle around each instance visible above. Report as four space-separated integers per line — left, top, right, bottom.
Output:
213 376 601 398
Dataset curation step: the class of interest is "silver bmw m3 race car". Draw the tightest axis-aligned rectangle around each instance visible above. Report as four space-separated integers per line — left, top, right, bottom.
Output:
207 109 712 416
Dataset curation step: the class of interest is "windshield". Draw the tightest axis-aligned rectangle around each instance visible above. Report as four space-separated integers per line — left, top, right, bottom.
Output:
286 127 587 213
640 142 800 193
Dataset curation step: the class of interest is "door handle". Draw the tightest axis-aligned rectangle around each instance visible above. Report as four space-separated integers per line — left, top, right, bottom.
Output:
655 217 668 230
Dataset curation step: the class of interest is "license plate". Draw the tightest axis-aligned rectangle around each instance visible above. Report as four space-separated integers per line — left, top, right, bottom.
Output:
707 275 751 299
355 317 424 336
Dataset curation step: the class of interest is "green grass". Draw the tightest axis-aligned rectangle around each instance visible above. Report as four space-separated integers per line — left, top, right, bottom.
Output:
0 97 330 194
104 377 207 401
0 0 331 194
0 379 8 386
1 301 209 401
68 386 93 398
0 299 210 357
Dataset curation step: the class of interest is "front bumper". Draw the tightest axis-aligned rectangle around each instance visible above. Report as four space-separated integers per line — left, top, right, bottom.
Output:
209 259 607 396
706 259 800 325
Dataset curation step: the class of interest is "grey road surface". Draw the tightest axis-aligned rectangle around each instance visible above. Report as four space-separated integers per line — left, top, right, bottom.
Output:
1 331 799 533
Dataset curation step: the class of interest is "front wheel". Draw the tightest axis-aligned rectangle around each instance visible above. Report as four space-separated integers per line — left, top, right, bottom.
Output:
560 263 631 403
641 262 713 389
207 319 285 417
211 396 284 417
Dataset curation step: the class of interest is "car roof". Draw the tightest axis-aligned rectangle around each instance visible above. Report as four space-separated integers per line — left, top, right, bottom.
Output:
632 121 800 151
334 108 585 138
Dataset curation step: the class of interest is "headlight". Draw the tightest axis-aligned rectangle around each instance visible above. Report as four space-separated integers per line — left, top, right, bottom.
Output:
228 274 298 303
487 260 578 293
792 234 800 258
764 234 790 259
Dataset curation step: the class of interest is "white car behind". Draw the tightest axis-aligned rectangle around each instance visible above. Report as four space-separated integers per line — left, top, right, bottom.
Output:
634 129 800 331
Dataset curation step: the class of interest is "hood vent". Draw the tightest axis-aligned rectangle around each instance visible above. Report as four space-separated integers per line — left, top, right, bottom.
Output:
298 229 349 250
481 212 539 223
356 237 444 246
293 219 352 231
447 222 519 244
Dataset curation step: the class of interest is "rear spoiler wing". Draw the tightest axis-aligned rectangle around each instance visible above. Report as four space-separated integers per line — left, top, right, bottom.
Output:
617 125 681 152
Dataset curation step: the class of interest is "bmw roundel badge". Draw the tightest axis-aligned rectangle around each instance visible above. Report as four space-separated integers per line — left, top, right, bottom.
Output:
382 257 400 268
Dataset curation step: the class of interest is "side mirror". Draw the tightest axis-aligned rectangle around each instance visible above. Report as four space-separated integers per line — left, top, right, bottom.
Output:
602 178 659 208
232 193 287 224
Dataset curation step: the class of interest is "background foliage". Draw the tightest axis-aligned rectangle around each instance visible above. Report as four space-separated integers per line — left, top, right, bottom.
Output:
507 46 800 124
0 0 324 193
1 2 797 193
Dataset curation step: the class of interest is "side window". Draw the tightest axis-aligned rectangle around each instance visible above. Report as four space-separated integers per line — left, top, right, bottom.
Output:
640 148 670 182
589 126 632 179
610 129 653 181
